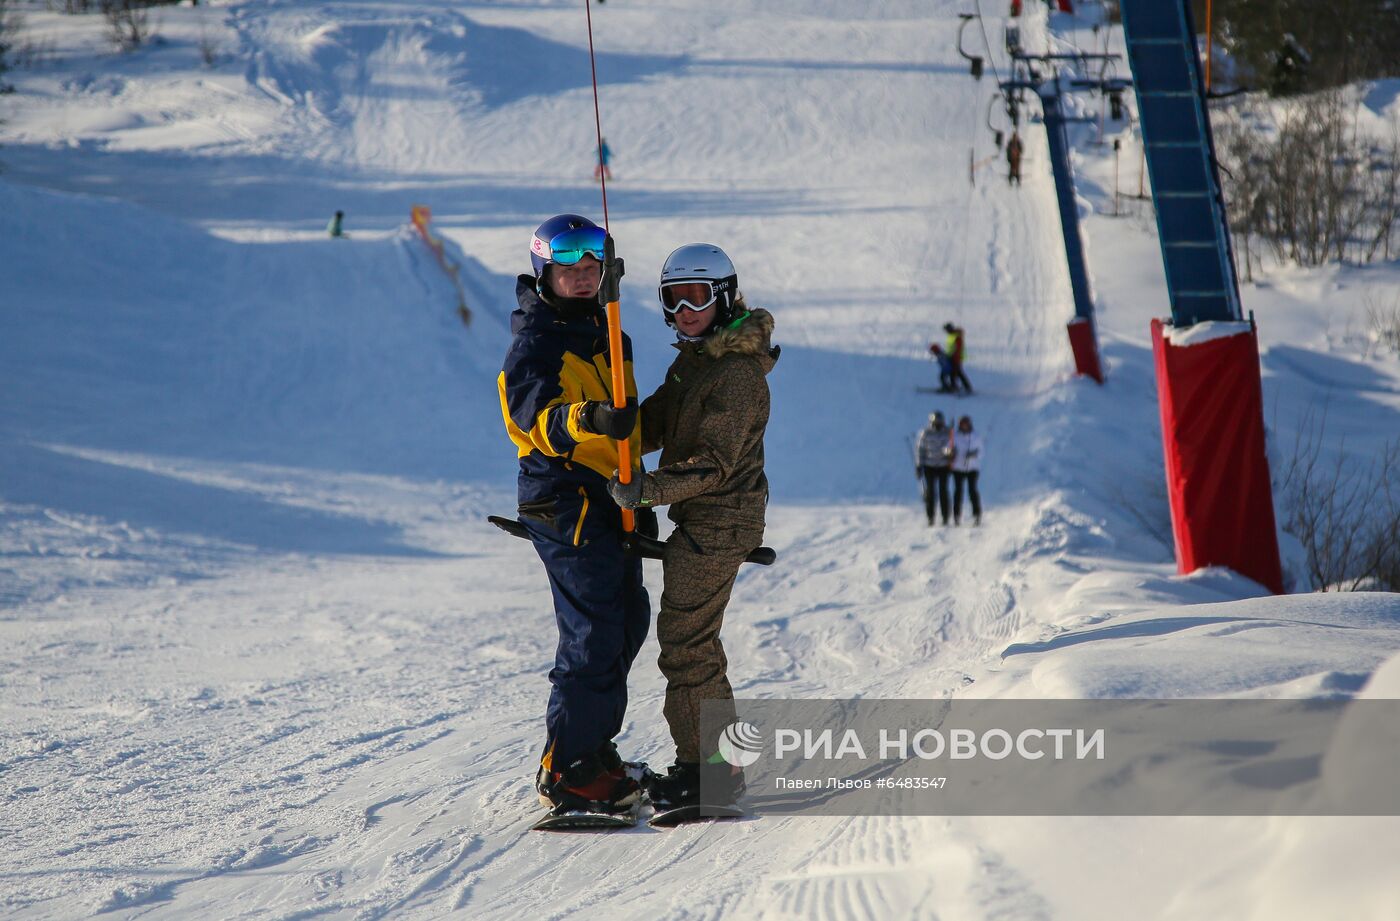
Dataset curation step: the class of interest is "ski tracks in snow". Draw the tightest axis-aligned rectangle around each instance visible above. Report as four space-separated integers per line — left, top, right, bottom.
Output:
5 1 1128 918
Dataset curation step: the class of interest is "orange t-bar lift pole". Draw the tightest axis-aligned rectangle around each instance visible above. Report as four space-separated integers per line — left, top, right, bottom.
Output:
584 0 634 534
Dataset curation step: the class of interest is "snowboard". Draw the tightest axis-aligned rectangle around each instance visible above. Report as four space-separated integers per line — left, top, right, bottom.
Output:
532 802 640 831
915 386 971 396
647 804 745 828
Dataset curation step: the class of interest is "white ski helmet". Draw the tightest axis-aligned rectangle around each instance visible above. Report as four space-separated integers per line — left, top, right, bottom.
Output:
657 243 740 329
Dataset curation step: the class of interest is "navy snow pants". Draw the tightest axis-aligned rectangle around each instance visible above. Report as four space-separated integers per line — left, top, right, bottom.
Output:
521 486 650 770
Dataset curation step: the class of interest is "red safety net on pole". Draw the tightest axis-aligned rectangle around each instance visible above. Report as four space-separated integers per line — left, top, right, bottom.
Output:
1067 316 1105 383
1151 318 1284 594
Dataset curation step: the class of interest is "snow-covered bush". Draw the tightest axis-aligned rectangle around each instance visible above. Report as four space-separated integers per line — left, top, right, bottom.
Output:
1277 411 1400 592
0 0 21 92
1217 90 1400 274
198 21 219 68
100 0 150 51
1367 291 1400 355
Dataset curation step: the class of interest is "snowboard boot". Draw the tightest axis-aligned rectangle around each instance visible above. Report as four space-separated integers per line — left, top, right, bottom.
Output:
644 761 745 812
598 739 654 787
535 750 642 814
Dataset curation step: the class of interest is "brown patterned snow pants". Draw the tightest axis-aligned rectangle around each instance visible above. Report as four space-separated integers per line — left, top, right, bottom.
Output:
657 520 762 763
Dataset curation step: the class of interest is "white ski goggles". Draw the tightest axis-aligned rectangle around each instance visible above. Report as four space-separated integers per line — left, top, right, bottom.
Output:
659 278 728 314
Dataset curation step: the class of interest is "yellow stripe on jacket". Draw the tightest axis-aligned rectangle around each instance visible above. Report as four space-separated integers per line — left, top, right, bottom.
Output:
497 352 642 480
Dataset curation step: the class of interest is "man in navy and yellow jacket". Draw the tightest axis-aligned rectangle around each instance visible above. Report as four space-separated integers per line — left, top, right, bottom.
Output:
498 214 651 815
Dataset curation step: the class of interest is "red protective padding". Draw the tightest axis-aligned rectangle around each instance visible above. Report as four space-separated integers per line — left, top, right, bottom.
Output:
1151 318 1284 594
1067 316 1105 383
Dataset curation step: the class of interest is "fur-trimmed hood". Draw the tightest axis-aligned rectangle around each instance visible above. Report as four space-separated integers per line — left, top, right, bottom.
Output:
692 300 778 371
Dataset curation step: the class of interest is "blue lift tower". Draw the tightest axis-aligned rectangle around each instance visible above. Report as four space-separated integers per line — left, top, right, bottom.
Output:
958 2 1284 591
996 48 1130 383
1120 0 1283 592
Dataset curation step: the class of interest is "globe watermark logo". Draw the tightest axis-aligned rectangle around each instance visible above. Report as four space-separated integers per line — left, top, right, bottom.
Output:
711 720 764 768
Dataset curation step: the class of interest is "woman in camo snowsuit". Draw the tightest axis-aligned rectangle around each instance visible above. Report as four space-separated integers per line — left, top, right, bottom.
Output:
608 243 778 811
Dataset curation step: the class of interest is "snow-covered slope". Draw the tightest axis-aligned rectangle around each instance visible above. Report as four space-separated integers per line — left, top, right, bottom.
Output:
2 1 1398 919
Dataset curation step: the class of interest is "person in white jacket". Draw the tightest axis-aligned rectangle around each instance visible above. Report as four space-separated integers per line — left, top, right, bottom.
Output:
950 415 983 526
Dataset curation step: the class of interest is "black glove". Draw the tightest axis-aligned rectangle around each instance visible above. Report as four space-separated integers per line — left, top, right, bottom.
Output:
633 506 659 540
608 471 650 510
579 399 638 439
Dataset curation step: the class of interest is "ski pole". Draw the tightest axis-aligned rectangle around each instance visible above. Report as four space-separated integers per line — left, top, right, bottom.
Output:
599 234 634 534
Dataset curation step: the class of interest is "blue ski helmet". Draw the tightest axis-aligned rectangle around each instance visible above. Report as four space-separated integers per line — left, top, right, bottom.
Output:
530 213 603 279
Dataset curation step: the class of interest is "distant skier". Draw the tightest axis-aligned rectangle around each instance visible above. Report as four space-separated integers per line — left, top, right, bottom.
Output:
1270 34 1310 96
609 243 778 816
928 343 956 393
950 414 983 526
1006 132 1023 187
916 411 954 526
594 137 613 182
498 213 652 818
943 322 973 395
327 210 345 238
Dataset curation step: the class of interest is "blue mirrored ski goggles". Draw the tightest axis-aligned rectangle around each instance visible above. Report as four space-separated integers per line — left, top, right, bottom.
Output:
545 226 607 266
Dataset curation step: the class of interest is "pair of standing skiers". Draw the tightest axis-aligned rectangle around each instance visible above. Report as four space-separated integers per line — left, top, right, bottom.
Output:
498 213 777 818
915 412 983 526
